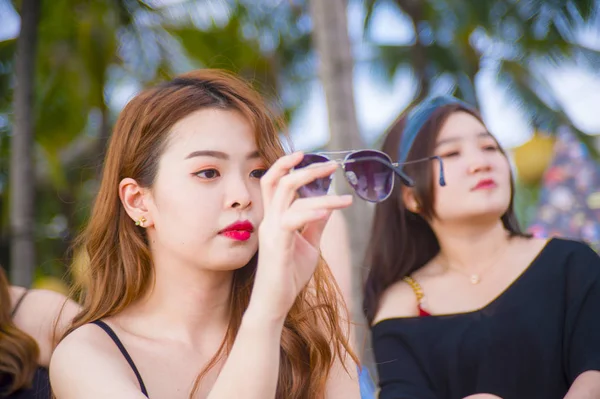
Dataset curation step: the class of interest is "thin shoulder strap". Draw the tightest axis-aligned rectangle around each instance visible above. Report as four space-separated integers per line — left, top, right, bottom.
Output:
402 276 425 310
92 320 149 397
11 290 29 317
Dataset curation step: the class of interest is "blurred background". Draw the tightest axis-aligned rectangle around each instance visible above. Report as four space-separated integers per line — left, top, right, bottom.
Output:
0 0 599 363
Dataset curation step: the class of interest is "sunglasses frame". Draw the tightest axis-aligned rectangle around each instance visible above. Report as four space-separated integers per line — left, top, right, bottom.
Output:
299 149 446 203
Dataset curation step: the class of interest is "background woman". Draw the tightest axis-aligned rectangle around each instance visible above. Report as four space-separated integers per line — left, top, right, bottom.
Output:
364 96 600 399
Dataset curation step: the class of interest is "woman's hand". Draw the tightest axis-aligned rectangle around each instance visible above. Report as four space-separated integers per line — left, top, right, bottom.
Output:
248 152 352 322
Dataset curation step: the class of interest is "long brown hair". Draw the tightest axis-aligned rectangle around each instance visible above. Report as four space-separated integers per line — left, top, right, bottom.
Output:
0 268 40 395
363 103 529 324
66 69 357 398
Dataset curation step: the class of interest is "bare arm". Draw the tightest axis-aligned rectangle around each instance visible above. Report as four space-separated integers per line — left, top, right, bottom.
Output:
321 210 352 306
564 371 600 399
209 153 358 398
206 309 284 398
321 213 361 397
325 348 361 398
207 307 360 399
11 288 80 367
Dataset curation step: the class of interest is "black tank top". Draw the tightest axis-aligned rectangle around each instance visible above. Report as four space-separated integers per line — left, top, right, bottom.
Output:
1 291 51 399
92 320 149 397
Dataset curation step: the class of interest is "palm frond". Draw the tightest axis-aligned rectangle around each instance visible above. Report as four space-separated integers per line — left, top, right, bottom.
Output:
497 59 599 159
363 0 379 34
369 44 413 83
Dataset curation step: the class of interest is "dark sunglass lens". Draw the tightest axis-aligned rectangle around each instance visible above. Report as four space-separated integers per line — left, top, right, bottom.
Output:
296 154 332 198
296 153 329 169
345 151 394 202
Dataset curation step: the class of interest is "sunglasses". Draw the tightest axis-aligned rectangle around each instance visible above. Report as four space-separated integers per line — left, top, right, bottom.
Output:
295 149 446 203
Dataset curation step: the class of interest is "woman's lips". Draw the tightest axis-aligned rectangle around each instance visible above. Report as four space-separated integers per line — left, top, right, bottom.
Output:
472 179 497 191
220 230 252 241
219 220 254 241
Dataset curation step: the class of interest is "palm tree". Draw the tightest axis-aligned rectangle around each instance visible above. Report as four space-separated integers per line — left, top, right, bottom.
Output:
364 0 600 154
309 0 375 370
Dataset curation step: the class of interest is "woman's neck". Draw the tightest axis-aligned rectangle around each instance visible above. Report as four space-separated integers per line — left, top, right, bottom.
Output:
119 258 235 347
432 220 514 274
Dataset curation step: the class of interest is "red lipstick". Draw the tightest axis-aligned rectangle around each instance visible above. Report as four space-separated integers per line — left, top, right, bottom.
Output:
472 178 497 191
219 220 254 241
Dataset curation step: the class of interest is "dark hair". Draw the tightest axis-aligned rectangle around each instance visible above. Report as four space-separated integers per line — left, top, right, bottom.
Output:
363 103 529 324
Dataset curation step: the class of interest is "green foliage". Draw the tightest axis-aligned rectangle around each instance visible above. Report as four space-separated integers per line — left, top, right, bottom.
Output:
0 0 597 279
364 0 600 145
0 0 315 279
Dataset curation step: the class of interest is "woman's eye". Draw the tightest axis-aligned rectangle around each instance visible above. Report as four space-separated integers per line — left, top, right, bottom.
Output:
483 145 499 151
195 169 220 179
250 169 267 179
441 151 459 158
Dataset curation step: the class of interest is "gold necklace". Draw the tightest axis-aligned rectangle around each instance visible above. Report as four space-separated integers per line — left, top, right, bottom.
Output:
441 241 511 285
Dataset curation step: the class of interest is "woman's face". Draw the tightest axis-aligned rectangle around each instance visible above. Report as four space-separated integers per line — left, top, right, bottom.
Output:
142 108 266 271
430 111 512 224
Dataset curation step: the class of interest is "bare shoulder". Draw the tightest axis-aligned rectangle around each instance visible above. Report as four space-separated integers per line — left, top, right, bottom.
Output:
372 278 420 325
9 285 26 305
11 288 81 366
510 237 552 268
19 289 80 323
50 323 147 399
522 237 550 254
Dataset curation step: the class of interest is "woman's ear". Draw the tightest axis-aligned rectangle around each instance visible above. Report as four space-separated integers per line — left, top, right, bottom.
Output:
119 178 154 228
402 187 421 213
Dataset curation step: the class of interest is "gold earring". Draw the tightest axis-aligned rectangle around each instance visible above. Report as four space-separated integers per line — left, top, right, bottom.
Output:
135 216 147 227
413 203 421 213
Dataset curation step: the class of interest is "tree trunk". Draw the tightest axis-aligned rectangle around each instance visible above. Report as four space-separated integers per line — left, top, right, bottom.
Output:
10 0 41 286
309 0 376 376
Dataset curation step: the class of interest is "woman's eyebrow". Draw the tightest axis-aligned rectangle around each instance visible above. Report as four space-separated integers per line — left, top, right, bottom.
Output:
435 131 491 148
185 150 260 160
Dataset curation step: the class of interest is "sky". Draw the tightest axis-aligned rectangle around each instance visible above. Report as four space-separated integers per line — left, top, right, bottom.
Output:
1 0 599 152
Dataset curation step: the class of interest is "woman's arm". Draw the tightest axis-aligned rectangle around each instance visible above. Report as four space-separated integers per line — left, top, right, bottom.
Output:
206 308 284 398
321 210 352 307
325 349 361 398
321 212 361 397
564 371 600 399
208 307 360 399
208 152 356 398
11 288 80 367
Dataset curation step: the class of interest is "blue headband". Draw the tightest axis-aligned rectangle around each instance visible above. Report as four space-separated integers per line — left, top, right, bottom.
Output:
397 95 475 166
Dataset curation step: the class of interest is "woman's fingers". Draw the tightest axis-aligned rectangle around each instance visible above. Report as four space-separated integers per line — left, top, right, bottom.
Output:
260 152 304 209
301 217 332 249
281 195 353 232
269 161 338 213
